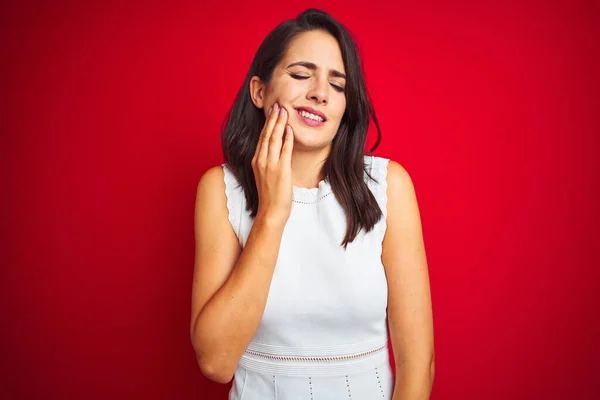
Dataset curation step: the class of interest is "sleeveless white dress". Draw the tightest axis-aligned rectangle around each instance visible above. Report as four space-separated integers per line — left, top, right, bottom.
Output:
222 155 393 399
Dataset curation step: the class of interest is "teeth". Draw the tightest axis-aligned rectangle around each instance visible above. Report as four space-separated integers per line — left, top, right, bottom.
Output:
299 110 324 122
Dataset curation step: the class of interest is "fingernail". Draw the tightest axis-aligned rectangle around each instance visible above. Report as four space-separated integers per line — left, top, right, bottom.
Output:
273 103 279 112
280 107 286 116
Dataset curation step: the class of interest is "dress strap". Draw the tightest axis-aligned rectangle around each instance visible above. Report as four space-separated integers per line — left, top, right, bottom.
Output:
221 163 244 245
365 155 390 236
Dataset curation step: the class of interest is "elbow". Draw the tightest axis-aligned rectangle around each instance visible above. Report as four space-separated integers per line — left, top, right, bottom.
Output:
198 357 234 384
192 346 235 384
190 327 236 384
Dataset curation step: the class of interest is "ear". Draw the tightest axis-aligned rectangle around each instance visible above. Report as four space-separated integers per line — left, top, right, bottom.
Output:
249 76 266 109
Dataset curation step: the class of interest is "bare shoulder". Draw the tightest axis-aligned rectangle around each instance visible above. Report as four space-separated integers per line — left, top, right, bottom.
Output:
385 159 417 209
194 163 237 250
196 165 226 200
382 159 423 253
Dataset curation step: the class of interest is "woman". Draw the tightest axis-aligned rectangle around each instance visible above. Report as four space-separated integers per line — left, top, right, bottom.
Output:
191 8 435 399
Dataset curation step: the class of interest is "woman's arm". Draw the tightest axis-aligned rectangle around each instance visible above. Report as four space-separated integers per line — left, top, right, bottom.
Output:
382 161 435 400
190 166 286 384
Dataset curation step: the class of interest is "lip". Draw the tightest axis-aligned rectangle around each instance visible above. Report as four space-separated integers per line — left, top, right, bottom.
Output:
294 106 327 122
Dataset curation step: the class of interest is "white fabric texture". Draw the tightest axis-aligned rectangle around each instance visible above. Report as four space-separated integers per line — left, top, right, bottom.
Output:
222 155 393 399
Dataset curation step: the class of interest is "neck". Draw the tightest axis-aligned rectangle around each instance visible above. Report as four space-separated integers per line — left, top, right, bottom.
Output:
290 146 331 189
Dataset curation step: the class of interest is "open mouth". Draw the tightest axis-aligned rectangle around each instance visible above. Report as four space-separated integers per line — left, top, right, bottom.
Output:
295 108 326 127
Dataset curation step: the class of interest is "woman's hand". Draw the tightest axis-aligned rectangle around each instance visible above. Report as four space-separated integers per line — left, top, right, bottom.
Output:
251 102 295 225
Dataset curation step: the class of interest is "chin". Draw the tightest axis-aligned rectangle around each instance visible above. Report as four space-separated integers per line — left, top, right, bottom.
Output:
293 131 333 149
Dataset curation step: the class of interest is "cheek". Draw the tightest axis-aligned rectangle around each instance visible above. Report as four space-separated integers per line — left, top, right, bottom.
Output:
271 79 301 101
334 99 346 121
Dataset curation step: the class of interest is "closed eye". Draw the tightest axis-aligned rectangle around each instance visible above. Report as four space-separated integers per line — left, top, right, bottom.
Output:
290 74 345 93
290 74 309 80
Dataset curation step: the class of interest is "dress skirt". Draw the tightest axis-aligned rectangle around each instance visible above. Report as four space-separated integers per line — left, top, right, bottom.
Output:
229 337 394 399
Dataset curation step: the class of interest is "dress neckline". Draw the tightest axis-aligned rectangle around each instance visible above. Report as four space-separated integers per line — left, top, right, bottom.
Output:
292 179 332 203
290 155 374 203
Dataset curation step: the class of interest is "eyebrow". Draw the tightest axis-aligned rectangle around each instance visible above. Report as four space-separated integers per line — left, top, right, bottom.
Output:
286 61 347 80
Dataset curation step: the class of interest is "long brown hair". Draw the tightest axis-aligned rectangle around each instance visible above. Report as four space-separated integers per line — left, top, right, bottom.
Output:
221 8 384 249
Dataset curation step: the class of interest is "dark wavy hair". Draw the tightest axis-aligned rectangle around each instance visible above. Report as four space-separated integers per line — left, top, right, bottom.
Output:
221 8 383 249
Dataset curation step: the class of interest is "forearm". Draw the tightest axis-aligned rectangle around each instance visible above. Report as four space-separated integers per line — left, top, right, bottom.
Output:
192 215 285 378
392 360 435 400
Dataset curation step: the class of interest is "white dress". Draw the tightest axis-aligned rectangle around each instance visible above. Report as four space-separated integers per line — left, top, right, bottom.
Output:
222 155 393 399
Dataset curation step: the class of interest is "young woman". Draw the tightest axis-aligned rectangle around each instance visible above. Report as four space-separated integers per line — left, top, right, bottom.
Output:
191 8 435 399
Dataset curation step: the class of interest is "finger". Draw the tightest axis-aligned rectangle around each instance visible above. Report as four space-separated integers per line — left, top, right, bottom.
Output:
280 124 294 165
268 106 288 164
253 106 271 162
257 103 280 163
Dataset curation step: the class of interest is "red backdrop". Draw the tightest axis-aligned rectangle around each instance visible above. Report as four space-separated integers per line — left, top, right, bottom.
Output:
2 0 599 399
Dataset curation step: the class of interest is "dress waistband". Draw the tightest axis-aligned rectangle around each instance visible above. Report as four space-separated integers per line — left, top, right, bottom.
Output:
239 336 390 377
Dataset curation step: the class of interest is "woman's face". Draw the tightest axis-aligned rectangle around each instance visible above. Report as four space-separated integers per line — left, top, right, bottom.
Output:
252 30 347 151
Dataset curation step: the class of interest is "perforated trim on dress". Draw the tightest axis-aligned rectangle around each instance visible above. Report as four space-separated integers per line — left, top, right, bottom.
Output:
345 375 352 398
292 192 333 204
375 367 385 398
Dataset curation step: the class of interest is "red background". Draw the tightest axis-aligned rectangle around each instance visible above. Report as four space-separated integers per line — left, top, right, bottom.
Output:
2 0 599 399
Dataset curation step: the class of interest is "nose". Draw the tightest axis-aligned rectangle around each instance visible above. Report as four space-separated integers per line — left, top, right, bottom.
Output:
306 77 329 105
